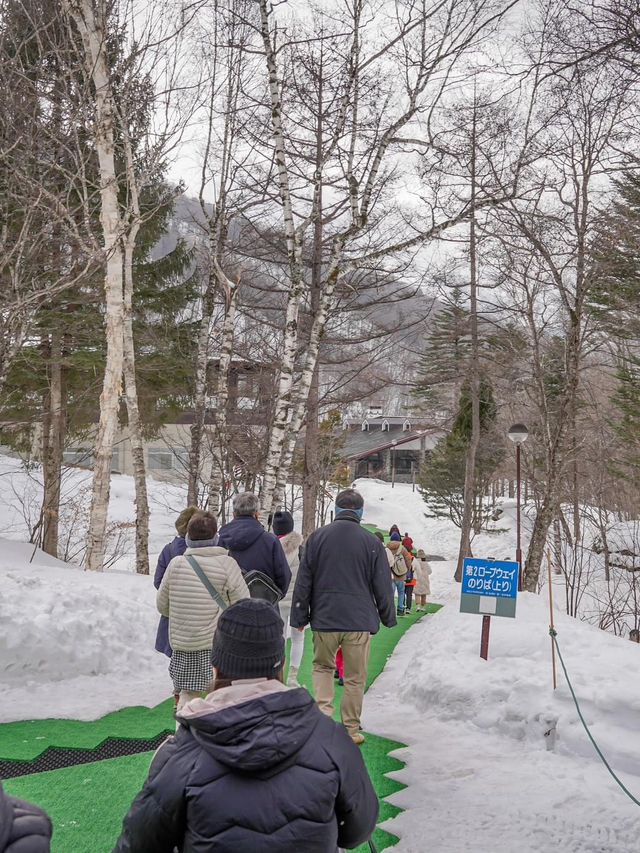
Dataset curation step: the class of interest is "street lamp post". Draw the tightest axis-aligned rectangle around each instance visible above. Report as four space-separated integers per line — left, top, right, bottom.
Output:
508 423 529 591
391 441 397 488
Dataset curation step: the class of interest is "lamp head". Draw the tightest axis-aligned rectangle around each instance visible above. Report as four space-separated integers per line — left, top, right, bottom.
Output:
508 423 529 445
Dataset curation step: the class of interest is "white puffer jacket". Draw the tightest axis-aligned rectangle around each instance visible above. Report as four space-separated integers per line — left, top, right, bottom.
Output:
279 532 304 607
414 558 432 596
157 545 249 651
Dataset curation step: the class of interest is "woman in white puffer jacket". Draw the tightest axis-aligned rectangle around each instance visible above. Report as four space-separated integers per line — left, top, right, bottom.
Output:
272 511 305 686
157 511 249 712
413 548 433 611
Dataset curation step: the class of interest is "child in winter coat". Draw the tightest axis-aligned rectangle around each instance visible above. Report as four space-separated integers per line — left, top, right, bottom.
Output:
414 549 432 611
272 510 305 687
404 554 417 612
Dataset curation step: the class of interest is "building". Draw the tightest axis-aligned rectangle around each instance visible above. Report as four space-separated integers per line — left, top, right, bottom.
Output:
340 413 444 483
61 359 275 485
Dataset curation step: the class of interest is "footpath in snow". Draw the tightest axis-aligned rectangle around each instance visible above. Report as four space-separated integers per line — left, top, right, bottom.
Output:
1 462 640 851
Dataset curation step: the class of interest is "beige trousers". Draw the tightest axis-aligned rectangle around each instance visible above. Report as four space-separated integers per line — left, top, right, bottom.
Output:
312 631 371 736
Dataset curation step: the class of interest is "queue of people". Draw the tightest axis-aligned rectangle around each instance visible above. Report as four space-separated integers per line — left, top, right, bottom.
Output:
2 489 433 853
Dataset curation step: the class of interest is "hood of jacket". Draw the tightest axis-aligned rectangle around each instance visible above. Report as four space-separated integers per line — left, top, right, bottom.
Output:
387 540 402 554
278 531 303 561
177 681 319 777
218 516 266 552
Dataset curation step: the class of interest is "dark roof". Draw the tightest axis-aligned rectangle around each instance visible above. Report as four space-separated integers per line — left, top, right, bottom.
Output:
341 426 427 460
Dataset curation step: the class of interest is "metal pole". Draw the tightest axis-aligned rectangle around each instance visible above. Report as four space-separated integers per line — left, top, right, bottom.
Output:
480 614 491 660
411 461 415 492
547 549 557 690
391 447 395 488
516 442 522 591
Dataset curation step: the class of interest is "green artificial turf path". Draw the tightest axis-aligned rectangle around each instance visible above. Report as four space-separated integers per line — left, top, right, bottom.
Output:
2 525 441 852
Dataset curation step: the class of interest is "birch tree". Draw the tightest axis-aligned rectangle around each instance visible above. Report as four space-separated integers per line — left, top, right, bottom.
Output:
255 0 521 518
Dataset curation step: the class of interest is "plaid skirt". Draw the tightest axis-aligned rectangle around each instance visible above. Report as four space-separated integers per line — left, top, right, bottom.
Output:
169 649 213 692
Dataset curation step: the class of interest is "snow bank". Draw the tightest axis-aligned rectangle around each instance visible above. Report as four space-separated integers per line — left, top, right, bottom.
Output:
355 479 640 852
0 552 169 722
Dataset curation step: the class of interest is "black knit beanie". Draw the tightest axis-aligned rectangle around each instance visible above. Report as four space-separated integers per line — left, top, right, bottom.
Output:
211 599 285 679
272 510 294 536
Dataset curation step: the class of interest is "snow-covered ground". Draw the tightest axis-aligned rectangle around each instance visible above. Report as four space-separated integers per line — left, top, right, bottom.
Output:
357 478 640 852
1 460 640 850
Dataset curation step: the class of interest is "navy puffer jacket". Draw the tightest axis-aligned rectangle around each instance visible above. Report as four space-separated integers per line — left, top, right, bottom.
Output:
0 785 52 853
113 685 378 852
217 517 291 596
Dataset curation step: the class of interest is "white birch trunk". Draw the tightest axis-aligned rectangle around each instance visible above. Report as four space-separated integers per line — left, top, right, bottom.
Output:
207 272 238 516
64 0 125 571
122 230 150 575
257 0 305 519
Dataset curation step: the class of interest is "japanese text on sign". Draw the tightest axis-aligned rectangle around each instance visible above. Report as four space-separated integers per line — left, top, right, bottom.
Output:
461 558 519 600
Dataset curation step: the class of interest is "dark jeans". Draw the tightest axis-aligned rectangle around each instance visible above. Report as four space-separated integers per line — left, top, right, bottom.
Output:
405 585 414 611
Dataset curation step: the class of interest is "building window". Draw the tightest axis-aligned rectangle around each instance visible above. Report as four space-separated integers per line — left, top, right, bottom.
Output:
63 448 120 472
403 419 411 432
381 419 389 432
148 447 189 471
361 420 369 431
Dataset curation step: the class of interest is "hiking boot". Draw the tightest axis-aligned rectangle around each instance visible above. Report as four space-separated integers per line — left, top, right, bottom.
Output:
334 669 340 680
287 665 300 687
351 732 365 746
338 677 344 687
397 608 405 616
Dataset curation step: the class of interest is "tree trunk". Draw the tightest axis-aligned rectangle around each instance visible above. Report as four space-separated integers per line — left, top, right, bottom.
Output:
302 363 320 537
257 0 305 519
122 231 150 575
208 274 238 516
302 93 324 538
65 0 125 571
42 332 66 557
188 260 216 507
454 103 480 583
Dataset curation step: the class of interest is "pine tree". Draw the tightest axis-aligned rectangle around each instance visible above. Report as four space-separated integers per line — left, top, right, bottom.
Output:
418 378 503 532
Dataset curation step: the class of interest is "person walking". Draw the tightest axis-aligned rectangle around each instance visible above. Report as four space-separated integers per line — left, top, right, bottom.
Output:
217 493 291 597
114 600 379 853
404 553 417 613
387 532 411 616
272 510 305 686
0 785 52 853
291 489 396 745
153 506 199 658
414 549 433 611
157 511 249 713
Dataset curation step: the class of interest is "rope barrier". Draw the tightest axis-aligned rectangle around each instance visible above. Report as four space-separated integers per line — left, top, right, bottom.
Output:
550 627 640 808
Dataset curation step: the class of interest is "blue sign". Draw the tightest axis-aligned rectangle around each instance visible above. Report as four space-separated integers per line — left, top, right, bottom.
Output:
462 558 519 600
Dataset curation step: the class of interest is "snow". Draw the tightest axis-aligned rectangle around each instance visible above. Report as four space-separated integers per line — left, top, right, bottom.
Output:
356 478 640 852
1 461 640 849
0 550 169 722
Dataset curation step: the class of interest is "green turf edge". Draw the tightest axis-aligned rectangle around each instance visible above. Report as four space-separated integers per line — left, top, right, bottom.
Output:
3 546 442 852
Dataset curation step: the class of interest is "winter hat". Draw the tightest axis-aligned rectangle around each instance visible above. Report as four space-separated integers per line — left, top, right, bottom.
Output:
211 599 285 679
417 549 426 559
175 506 199 537
390 532 402 542
272 510 294 536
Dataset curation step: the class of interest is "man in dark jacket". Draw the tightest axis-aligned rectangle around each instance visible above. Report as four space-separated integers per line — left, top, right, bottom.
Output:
217 493 291 595
153 506 199 656
0 784 52 853
291 488 396 745
114 599 378 853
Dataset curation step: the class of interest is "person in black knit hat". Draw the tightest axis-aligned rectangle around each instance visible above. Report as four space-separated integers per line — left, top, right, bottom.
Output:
114 599 379 853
